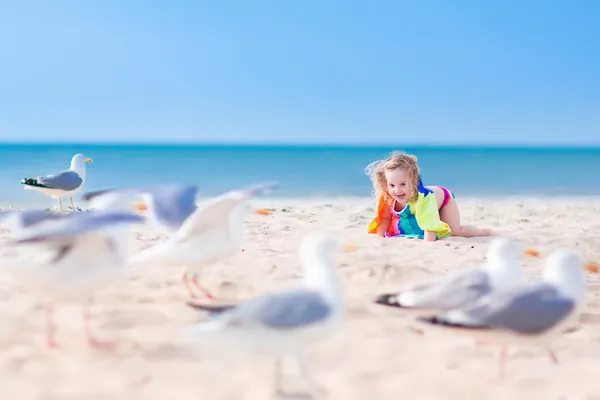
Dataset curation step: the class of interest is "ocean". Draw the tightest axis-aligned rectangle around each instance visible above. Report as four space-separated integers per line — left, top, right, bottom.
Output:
1 143 599 207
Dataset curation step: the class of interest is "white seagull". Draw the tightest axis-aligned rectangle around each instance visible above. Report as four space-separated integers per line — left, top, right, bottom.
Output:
416 248 587 378
21 153 93 211
2 209 144 348
374 237 529 315
182 232 354 398
81 182 277 299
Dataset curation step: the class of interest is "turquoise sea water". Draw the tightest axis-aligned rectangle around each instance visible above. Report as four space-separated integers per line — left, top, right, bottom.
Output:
1 144 599 206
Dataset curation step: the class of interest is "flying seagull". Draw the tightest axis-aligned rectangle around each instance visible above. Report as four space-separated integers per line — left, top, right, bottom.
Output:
82 182 277 299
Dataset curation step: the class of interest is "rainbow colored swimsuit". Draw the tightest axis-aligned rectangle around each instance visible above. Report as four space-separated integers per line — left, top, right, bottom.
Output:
368 179 453 239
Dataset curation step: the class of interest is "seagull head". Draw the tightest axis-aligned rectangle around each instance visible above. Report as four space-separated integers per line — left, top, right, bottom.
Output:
299 232 357 292
483 236 526 286
487 236 524 261
71 154 93 170
543 249 587 300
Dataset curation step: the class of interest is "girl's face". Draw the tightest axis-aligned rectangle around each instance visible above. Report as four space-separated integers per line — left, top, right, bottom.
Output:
384 168 412 203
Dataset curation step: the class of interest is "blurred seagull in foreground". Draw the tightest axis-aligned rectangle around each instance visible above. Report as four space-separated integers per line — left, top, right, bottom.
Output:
374 237 529 314
1 209 144 348
0 209 59 234
182 232 356 398
416 248 587 378
21 153 93 211
82 182 277 299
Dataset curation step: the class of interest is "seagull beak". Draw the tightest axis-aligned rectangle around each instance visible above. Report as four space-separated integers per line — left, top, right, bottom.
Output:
135 201 148 211
524 248 540 257
255 208 271 216
342 241 358 253
85 158 93 163
585 262 599 273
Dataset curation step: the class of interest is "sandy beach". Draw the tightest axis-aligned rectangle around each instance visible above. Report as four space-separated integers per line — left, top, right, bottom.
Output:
1 196 600 399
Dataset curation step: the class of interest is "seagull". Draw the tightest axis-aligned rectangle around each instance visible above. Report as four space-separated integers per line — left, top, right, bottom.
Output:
82 182 277 299
374 237 529 315
0 209 59 233
181 232 354 398
416 248 587 378
21 153 93 211
1 209 144 348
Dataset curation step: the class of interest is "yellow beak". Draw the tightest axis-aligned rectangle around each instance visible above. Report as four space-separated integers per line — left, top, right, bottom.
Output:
255 208 271 216
524 248 540 257
585 262 599 273
85 158 93 163
342 241 358 253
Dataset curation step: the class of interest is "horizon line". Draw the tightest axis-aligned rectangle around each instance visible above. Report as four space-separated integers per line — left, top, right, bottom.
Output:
1 141 600 149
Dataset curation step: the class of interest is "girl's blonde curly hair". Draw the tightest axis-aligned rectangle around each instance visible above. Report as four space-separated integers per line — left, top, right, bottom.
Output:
365 151 421 204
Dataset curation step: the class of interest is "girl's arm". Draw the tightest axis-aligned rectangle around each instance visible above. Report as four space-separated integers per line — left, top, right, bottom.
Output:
376 205 391 237
423 230 437 242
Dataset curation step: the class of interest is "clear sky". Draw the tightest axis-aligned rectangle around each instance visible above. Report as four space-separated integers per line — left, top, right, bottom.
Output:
1 0 598 145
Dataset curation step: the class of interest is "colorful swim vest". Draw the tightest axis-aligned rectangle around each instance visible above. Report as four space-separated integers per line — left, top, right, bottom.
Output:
368 180 452 239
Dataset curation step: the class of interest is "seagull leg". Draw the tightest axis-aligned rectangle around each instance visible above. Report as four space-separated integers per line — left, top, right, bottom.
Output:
57 198 63 212
547 349 559 364
44 303 59 349
181 270 198 299
497 345 508 379
274 357 285 398
83 304 114 349
69 197 76 211
190 273 215 300
407 325 425 336
297 354 327 397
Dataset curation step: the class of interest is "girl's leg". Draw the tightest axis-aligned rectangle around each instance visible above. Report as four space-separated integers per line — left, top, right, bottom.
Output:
440 199 494 238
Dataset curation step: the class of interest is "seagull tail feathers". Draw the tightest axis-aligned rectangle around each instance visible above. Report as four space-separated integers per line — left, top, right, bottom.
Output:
21 178 46 188
186 301 237 315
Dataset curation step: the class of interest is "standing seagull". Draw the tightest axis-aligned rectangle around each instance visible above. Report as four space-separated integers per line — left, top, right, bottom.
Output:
183 232 354 398
416 249 587 378
21 153 93 211
82 182 277 299
2 209 144 348
374 237 529 315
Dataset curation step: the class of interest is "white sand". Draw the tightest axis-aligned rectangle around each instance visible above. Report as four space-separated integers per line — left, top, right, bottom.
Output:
1 197 600 399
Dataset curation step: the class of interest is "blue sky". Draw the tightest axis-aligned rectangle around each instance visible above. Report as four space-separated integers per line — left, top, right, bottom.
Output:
0 0 598 145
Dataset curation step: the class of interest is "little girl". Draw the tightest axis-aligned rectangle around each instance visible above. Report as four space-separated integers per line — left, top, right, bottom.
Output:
365 151 493 241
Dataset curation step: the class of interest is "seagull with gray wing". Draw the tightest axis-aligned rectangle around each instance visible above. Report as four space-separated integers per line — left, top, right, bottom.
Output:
373 237 530 335
374 237 529 314
182 232 356 398
82 182 277 299
21 153 93 211
1 209 144 348
416 248 587 378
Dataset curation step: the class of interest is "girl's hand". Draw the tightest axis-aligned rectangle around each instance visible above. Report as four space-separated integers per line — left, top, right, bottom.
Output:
423 230 437 242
